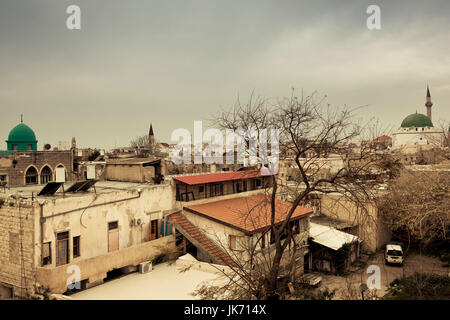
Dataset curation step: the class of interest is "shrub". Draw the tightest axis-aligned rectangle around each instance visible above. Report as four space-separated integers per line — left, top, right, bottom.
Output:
383 273 450 300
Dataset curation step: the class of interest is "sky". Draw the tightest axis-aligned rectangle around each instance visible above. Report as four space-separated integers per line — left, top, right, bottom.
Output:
1 0 449 150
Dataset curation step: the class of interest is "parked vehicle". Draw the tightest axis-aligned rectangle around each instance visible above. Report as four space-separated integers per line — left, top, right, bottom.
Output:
385 244 404 265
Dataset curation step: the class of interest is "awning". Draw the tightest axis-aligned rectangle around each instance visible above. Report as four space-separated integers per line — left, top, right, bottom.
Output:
309 222 359 251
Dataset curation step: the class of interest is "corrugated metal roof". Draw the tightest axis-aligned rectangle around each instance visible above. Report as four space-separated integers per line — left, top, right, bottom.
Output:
309 222 359 251
173 169 267 185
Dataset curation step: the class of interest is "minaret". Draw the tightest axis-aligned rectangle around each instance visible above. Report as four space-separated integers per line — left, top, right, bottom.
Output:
425 85 433 121
149 124 155 152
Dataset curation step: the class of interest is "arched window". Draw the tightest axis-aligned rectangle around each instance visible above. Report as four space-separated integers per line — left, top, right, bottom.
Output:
40 166 52 184
25 167 38 185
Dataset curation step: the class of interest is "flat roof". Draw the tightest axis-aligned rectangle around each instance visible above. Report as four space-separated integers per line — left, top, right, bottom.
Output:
173 169 267 185
309 222 359 251
106 157 160 165
184 194 312 235
0 180 167 200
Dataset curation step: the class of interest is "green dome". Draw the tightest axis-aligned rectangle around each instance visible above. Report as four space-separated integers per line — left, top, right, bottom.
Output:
6 123 38 151
8 123 37 142
400 113 433 128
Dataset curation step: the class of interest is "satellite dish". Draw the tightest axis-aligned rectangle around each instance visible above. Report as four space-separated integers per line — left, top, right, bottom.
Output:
44 144 51 150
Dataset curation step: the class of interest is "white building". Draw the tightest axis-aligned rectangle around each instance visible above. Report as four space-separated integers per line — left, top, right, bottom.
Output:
392 87 444 148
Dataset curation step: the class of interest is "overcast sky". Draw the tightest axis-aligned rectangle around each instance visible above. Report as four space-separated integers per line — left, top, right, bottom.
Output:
1 0 449 149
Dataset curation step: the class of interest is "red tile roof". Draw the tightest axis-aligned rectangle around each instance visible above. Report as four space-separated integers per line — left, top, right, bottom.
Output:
173 169 269 185
375 135 392 141
169 212 236 267
185 194 312 235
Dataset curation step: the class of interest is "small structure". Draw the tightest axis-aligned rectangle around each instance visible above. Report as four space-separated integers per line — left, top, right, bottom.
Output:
105 158 164 183
308 222 360 274
173 169 270 201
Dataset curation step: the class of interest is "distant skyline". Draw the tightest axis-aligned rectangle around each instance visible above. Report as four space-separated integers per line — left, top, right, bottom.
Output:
1 0 449 150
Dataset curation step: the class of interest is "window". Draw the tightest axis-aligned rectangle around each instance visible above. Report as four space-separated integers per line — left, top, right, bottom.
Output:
292 220 300 234
211 183 223 196
108 221 119 252
12 144 18 151
108 221 118 230
73 236 80 258
40 166 52 184
229 235 236 250
42 242 52 266
27 144 32 150
56 232 69 266
229 235 244 251
199 186 204 193
25 166 38 184
150 219 159 241
0 175 6 182
261 233 266 249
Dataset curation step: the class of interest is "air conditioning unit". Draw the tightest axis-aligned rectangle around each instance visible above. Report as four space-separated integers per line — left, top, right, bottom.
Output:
131 218 143 226
139 261 153 274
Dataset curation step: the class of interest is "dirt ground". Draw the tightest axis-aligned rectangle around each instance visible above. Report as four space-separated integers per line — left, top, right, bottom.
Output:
320 252 450 300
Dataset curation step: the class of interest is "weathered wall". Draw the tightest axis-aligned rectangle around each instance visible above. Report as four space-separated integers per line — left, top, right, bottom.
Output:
35 236 176 294
37 183 175 268
183 208 309 274
0 202 36 298
105 164 156 183
320 193 391 252
0 151 73 187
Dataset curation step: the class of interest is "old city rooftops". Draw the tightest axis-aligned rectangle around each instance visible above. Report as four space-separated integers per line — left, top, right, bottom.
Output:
184 194 312 235
0 180 162 201
173 169 267 185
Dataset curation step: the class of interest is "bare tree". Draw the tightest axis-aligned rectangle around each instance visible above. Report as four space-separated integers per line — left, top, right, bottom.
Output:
377 169 450 246
130 135 149 148
193 89 386 300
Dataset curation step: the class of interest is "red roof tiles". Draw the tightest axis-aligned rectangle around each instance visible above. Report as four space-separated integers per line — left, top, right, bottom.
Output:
185 194 312 235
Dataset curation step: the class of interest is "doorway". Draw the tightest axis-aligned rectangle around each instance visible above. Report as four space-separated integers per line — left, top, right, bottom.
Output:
56 231 69 266
150 219 159 241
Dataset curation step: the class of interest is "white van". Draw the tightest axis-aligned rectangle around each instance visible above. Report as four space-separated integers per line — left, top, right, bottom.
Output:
385 244 403 265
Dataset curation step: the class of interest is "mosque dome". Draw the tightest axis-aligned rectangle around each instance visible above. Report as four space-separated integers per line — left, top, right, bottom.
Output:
400 113 433 128
6 123 38 151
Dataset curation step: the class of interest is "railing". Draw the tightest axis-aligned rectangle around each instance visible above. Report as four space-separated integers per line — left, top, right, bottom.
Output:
176 186 265 202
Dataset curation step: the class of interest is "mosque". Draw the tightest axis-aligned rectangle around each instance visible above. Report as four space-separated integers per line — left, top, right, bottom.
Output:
0 118 73 187
392 86 445 148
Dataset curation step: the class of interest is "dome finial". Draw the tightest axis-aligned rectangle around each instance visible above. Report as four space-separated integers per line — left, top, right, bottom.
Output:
20 114 23 123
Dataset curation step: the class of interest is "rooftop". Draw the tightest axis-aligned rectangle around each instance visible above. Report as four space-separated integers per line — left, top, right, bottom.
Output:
184 194 312 235
106 157 160 165
70 261 225 300
309 222 359 251
173 169 268 185
0 180 166 200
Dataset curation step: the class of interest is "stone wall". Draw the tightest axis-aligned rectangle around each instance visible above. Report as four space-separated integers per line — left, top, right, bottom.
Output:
0 150 73 187
0 202 36 298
